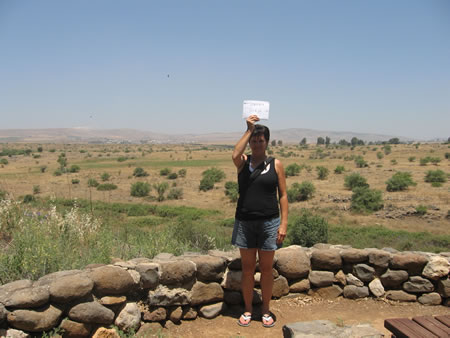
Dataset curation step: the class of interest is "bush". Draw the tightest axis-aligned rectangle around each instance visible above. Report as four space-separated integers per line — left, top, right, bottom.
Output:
97 183 117 191
354 156 368 168
424 170 447 187
383 145 392 155
285 163 302 177
202 167 226 183
351 187 383 213
154 182 169 201
286 209 328 247
199 176 215 192
344 173 369 191
40 166 47 173
69 165 80 173
87 178 99 187
53 169 62 176
334 165 345 174
133 167 149 177
0 158 9 165
420 157 431 166
167 188 183 200
0 190 7 200
117 156 128 162
224 181 239 202
386 172 416 191
415 205 427 215
168 172 178 180
287 181 315 202
101 173 110 181
33 185 41 195
376 152 384 160
71 179 80 184
316 166 329 180
178 168 187 177
160 168 171 176
408 156 416 162
130 182 151 197
23 194 35 203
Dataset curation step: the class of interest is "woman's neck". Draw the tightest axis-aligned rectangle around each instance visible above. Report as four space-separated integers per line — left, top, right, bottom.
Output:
250 153 266 164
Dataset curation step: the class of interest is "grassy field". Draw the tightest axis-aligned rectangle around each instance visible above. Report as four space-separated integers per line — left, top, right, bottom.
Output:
0 141 449 281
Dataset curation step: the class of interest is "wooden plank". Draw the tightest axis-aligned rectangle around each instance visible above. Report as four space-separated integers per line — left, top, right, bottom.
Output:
384 318 438 338
413 316 449 337
435 315 450 328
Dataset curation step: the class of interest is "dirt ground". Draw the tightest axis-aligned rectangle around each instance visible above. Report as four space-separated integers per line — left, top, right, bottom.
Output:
160 295 449 337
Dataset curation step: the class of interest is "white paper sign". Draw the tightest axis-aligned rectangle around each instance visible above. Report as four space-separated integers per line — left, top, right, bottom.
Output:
242 100 270 120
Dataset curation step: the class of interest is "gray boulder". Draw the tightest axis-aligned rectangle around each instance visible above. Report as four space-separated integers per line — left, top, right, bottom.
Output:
2 286 49 309
188 255 227 282
190 281 224 306
0 329 30 338
385 290 417 302
275 247 310 279
390 253 428 275
353 264 375 283
368 249 392 269
343 285 369 299
346 274 364 287
309 271 335 288
7 305 62 332
199 302 226 319
68 302 115 324
340 249 368 264
49 274 93 303
437 278 450 297
311 250 342 271
221 269 242 291
34 270 82 287
89 266 135 296
0 280 33 302
418 292 442 306
148 285 191 306
135 263 160 289
403 276 434 293
59 319 92 337
315 285 343 299
289 279 310 293
380 269 409 288
159 260 196 286
272 275 289 298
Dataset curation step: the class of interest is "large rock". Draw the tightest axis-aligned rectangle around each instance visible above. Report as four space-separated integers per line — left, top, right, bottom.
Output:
343 285 369 299
403 276 434 293
311 250 342 271
0 280 33 302
346 274 364 287
353 264 375 283
272 275 290 298
115 302 141 332
309 271 335 288
159 260 196 286
199 302 226 319
380 269 409 288
282 320 384 338
68 302 115 324
340 249 368 264
99 296 127 306
49 274 94 303
0 329 30 338
422 256 450 280
275 247 310 279
221 269 242 291
418 293 442 306
0 303 6 323
142 307 167 322
34 270 82 287
148 285 191 306
7 305 62 332
188 255 227 282
437 278 450 297
385 290 417 302
92 327 120 338
289 279 310 293
169 306 183 324
315 285 343 299
135 263 160 289
89 266 135 296
60 319 92 337
2 286 49 308
190 281 224 306
390 253 428 275
369 278 385 298
368 249 392 269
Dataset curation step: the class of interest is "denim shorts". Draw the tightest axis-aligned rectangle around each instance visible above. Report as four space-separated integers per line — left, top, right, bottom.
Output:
231 217 281 251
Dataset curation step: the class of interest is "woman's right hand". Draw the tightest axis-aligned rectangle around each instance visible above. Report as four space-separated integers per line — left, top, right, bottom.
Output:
246 114 260 132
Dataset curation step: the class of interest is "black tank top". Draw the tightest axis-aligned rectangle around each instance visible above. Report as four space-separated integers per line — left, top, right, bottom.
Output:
235 156 279 220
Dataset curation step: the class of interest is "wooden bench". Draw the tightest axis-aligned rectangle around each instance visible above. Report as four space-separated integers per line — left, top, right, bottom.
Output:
384 315 450 338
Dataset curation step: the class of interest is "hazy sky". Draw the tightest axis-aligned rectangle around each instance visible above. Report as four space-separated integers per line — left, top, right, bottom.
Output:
1 1 449 140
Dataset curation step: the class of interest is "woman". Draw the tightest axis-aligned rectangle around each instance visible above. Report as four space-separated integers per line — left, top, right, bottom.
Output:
231 114 288 328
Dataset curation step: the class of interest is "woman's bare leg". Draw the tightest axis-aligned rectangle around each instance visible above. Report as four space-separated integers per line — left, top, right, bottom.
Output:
239 248 257 313
258 249 275 315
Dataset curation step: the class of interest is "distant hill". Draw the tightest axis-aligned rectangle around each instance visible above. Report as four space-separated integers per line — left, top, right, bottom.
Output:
0 127 415 144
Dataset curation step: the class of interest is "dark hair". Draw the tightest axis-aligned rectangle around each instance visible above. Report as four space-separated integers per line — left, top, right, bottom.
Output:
251 124 270 142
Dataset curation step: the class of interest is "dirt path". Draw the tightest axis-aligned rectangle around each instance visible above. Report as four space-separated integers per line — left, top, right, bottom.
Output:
161 295 449 337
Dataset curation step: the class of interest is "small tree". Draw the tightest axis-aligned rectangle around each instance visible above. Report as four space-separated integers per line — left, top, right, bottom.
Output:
167 187 183 200
334 165 345 174
88 178 99 187
101 173 110 181
325 136 331 146
287 181 315 202
271 140 277 147
133 167 149 177
154 182 169 201
424 170 447 187
178 168 187 177
277 140 283 146
285 163 302 177
355 156 368 168
130 182 151 197
69 165 80 173
224 181 239 202
300 138 307 145
97 183 117 191
286 209 328 247
386 172 416 192
160 168 171 176
351 187 383 213
316 166 329 180
344 173 369 190
383 144 392 155
317 137 325 145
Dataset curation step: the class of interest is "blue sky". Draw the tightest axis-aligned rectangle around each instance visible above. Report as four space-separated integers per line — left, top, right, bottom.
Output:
0 0 449 140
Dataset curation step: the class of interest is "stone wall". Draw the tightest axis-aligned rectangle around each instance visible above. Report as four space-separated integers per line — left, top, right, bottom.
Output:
0 244 449 337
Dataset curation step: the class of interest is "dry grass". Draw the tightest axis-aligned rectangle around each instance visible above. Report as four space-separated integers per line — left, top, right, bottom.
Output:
0 142 449 235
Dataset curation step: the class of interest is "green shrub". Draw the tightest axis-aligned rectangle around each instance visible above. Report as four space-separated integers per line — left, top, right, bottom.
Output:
133 167 149 177
424 170 447 187
316 166 329 180
390 159 397 165
87 178 99 187
168 172 178 180
386 172 416 192
420 157 430 166
167 188 183 200
23 194 35 203
40 166 47 173
97 183 117 191
33 185 41 195
408 156 416 162
72 179 80 184
445 152 450 160
101 173 110 181
117 156 128 162
376 152 384 160
285 163 302 177
0 190 7 200
354 156 368 168
130 182 151 197
430 157 441 165
224 181 239 202
53 169 63 176
415 205 427 215
287 181 315 202
69 165 80 173
286 209 328 247
178 168 187 177
202 167 226 183
351 187 383 213
344 173 369 191
199 176 215 192
334 165 345 174
383 145 392 155
154 182 169 201
160 168 171 176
